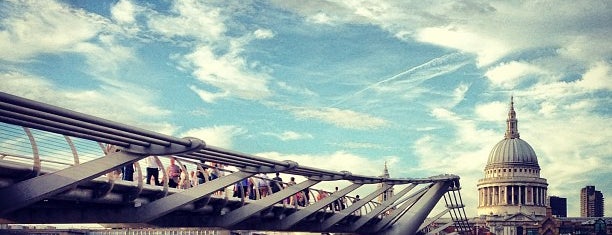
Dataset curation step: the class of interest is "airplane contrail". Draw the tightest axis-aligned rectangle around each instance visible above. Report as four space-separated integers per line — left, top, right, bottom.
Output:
329 52 465 108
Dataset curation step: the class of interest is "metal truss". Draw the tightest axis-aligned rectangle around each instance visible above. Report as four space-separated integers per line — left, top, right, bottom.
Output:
0 91 468 234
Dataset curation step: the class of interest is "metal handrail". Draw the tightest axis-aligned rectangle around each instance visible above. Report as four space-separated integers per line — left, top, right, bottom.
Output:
0 92 192 147
0 91 458 185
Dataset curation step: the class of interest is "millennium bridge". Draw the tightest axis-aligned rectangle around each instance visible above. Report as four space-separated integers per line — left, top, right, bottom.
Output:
0 92 471 234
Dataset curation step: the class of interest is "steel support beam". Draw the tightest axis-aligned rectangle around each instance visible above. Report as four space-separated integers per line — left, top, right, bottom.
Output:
348 184 417 232
280 183 362 230
132 171 254 222
320 184 393 231
0 150 143 215
369 186 429 233
418 208 450 232
216 179 320 228
382 181 450 235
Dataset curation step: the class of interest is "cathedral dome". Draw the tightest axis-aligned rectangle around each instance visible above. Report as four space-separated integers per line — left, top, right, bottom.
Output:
487 138 539 168
485 97 540 169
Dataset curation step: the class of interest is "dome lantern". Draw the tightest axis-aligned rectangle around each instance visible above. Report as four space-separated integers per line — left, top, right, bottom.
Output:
486 97 539 169
504 96 520 139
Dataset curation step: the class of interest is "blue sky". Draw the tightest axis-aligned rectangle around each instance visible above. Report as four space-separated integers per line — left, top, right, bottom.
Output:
0 0 610 217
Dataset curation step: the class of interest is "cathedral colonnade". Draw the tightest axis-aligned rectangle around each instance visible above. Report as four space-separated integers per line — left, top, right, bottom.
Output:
478 185 547 207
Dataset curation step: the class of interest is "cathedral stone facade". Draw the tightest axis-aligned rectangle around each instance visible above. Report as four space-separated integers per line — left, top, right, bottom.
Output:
476 97 549 235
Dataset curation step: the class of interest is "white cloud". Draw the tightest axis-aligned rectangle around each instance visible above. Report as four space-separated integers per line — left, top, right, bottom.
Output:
181 125 246 149
276 81 317 97
274 1 612 72
0 71 56 101
147 0 225 41
0 0 135 78
309 12 335 24
431 108 459 121
450 83 469 107
416 26 510 66
515 61 612 105
146 1 273 103
289 106 388 130
73 35 135 77
0 71 176 134
111 0 137 24
576 61 612 91
264 131 313 141
0 1 105 61
184 45 272 102
474 101 507 122
253 29 275 39
189 85 228 103
557 34 612 63
485 61 547 88
331 52 470 108
271 1 365 25
330 141 389 150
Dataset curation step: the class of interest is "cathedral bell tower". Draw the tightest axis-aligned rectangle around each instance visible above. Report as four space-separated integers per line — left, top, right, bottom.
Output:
378 161 394 202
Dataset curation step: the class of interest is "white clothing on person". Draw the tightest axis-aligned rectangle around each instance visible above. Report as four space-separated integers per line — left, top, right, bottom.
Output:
257 174 270 188
145 156 160 169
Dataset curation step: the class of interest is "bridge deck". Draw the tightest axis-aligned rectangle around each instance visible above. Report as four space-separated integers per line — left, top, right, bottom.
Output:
0 92 473 234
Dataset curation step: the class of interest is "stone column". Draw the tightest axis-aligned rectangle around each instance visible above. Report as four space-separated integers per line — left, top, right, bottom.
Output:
496 186 500 205
488 187 492 206
505 186 509 205
500 186 505 205
534 187 537 205
531 186 538 205
493 187 497 205
520 186 524 205
535 187 539 205
483 188 487 206
518 186 522 205
527 186 533 205
483 188 486 206
511 186 515 205
484 187 488 206
538 187 542 206
540 187 544 206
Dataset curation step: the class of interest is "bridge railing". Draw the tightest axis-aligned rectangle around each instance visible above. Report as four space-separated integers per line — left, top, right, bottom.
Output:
0 123 383 218
0 91 469 234
0 121 381 211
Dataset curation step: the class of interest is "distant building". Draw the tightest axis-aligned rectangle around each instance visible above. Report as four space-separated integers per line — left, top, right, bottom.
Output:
476 97 550 235
428 97 612 235
581 185 605 217
377 161 394 203
549 196 567 217
432 216 612 235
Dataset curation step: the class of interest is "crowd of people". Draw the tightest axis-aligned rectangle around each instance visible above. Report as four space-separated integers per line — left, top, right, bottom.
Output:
117 156 361 211
119 156 227 190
